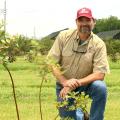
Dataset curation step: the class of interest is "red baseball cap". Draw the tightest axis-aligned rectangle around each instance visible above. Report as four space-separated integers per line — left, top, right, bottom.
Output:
76 7 94 19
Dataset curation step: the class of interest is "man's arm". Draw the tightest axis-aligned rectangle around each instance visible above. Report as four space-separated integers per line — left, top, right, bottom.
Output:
59 72 105 98
78 72 105 86
52 66 79 98
78 41 108 87
52 66 79 89
52 66 67 85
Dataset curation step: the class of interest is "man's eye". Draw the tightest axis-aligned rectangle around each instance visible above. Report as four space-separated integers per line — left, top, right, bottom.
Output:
78 19 90 22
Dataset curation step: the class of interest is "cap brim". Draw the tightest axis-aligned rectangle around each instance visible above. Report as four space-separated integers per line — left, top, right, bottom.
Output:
77 14 93 19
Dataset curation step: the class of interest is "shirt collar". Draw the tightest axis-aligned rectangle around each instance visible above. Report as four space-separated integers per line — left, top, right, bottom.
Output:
75 31 93 46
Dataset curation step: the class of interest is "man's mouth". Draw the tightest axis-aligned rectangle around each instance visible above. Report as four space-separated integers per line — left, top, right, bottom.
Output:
80 26 91 34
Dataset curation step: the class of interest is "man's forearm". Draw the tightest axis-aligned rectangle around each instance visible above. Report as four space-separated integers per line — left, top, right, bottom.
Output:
51 66 80 89
52 66 67 85
78 72 105 86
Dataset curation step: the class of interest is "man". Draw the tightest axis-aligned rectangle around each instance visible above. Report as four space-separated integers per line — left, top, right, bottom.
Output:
48 7 110 120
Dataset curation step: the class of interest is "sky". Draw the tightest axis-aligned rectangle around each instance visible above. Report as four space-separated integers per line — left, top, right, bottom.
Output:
0 0 120 38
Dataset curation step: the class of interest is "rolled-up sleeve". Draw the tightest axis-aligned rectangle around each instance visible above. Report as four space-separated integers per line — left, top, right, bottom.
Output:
47 33 63 63
93 42 110 74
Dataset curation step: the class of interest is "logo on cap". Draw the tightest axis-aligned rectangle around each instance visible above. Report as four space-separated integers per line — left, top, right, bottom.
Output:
76 7 94 19
80 8 89 14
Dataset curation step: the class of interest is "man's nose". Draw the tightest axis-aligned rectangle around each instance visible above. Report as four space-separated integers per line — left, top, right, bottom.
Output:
81 21 88 25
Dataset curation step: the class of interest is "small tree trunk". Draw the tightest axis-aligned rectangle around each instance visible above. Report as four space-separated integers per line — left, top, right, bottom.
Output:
3 63 20 120
84 111 89 120
39 72 45 120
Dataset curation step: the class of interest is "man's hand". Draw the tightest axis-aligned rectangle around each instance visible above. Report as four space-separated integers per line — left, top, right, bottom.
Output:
62 78 80 89
59 86 72 98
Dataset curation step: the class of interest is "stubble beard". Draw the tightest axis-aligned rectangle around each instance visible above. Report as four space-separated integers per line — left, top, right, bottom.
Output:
79 26 91 34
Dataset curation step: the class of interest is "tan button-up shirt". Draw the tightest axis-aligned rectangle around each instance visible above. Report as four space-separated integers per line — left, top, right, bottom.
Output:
48 29 110 79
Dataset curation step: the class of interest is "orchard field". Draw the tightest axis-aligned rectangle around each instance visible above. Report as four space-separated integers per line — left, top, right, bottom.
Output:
0 57 120 120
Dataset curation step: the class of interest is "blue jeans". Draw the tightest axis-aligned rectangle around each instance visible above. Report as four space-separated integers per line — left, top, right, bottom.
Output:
56 80 107 120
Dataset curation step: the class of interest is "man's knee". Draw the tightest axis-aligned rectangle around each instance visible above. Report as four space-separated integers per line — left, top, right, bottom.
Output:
90 80 107 99
59 107 76 119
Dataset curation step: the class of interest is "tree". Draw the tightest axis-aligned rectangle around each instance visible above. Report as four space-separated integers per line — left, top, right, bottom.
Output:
94 16 120 33
105 40 120 62
39 37 54 55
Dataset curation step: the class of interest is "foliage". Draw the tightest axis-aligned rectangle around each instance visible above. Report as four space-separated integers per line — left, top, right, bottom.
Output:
56 92 90 120
94 16 120 33
15 35 34 55
39 37 54 55
0 37 19 63
104 40 120 62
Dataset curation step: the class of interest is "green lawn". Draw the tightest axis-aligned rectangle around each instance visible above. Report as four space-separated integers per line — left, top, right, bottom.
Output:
0 58 120 120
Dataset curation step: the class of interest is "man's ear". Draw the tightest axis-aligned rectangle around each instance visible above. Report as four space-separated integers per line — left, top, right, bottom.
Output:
75 19 78 25
75 19 77 23
93 18 96 25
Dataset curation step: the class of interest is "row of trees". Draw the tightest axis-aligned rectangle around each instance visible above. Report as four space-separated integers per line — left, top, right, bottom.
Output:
94 16 120 33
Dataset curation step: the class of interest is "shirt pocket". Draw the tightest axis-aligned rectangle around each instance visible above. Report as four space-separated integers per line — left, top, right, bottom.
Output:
61 50 73 67
82 46 95 63
80 52 94 69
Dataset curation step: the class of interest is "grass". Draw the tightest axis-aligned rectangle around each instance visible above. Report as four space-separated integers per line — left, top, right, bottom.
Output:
0 58 120 120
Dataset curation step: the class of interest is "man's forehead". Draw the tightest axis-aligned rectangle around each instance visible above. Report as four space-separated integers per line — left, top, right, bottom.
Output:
77 16 92 21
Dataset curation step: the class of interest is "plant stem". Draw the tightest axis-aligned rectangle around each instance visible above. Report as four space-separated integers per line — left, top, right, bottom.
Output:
39 72 45 120
84 109 89 120
3 63 20 120
54 113 59 120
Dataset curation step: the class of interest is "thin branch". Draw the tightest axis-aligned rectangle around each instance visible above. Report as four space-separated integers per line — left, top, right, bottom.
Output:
39 72 45 120
3 63 20 120
54 113 59 120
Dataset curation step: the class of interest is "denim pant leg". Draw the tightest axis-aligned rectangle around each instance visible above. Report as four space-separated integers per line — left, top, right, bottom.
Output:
56 83 87 120
85 80 107 120
56 80 107 120
56 83 77 120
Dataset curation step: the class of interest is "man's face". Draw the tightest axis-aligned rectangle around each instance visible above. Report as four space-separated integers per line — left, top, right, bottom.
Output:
76 17 95 34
